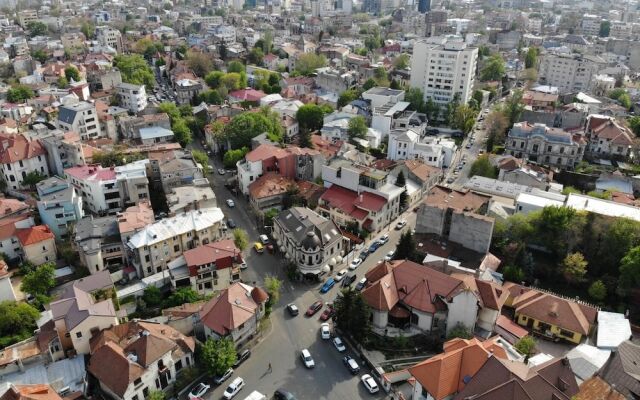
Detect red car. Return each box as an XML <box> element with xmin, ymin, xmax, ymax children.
<box><xmin>319</xmin><ymin>304</ymin><xmax>335</xmax><ymax>321</ymax></box>
<box><xmin>306</xmin><ymin>300</ymin><xmax>323</xmax><ymax>316</ymax></box>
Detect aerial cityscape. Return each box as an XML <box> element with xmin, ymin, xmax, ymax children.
<box><xmin>0</xmin><ymin>0</ymin><xmax>638</xmax><ymax>399</ymax></box>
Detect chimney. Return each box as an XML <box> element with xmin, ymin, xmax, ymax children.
<box><xmin>359</xmin><ymin>193</ymin><xmax>363</xmax><ymax>202</ymax></box>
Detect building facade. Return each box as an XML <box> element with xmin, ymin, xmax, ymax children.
<box><xmin>116</xmin><ymin>83</ymin><xmax>148</xmax><ymax>113</ymax></box>
<box><xmin>505</xmin><ymin>122</ymin><xmax>585</xmax><ymax>168</ymax></box>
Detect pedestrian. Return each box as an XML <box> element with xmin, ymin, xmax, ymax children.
<box><xmin>268</xmin><ymin>362</ymin><xmax>272</xmax><ymax>372</ymax></box>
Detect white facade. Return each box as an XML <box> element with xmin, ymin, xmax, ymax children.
<box><xmin>58</xmin><ymin>102</ymin><xmax>102</xmax><ymax>141</ymax></box>
<box><xmin>538</xmin><ymin>53</ymin><xmax>605</xmax><ymax>93</ymax></box>
<box><xmin>410</xmin><ymin>36</ymin><xmax>478</xmax><ymax>106</ymax></box>
<box><xmin>95</xmin><ymin>26</ymin><xmax>123</xmax><ymax>53</ymax></box>
<box><xmin>237</xmin><ymin>158</ymin><xmax>263</xmax><ymax>195</ymax></box>
<box><xmin>116</xmin><ymin>83</ymin><xmax>148</xmax><ymax>113</ymax></box>
<box><xmin>446</xmin><ymin>290</ymin><xmax>479</xmax><ymax>334</ymax></box>
<box><xmin>387</xmin><ymin>129</ymin><xmax>446</xmax><ymax>167</ymax></box>
<box><xmin>0</xmin><ymin>151</ymin><xmax>49</xmax><ymax>191</ymax></box>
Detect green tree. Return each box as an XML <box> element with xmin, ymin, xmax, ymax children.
<box><xmin>504</xmin><ymin>90</ymin><xmax>525</xmax><ymax>126</ymax></box>
<box><xmin>186</xmin><ymin>50</ymin><xmax>213</xmax><ymax>77</ymax></box>
<box><xmin>114</xmin><ymin>54</ymin><xmax>155</xmax><ymax>88</ymax></box>
<box><xmin>19</xmin><ymin>260</ymin><xmax>36</xmax><ymax>275</ymax></box>
<box><xmin>395</xmin><ymin>231</ymin><xmax>417</xmax><ymax>261</ymax></box>
<box><xmin>27</xmin><ymin>21</ymin><xmax>47</xmax><ymax>37</ymax></box>
<box><xmin>599</xmin><ymin>21</ymin><xmax>611</xmax><ymax>37</ymax></box>
<box><xmin>142</xmin><ymin>286</ymin><xmax>163</xmax><ymax>307</ymax></box>
<box><xmin>480</xmin><ymin>54</ymin><xmax>506</xmax><ymax>81</ymax></box>
<box><xmin>478</xmin><ymin>45</ymin><xmax>491</xmax><ymax>57</ymax></box>
<box><xmin>618</xmin><ymin>93</ymin><xmax>632</xmax><ymax>110</ymax></box>
<box><xmin>167</xmin><ymin>288</ymin><xmax>202</xmax><ymax>307</ymax></box>
<box><xmin>472</xmin><ymin>90</ymin><xmax>484</xmax><ymax>109</ymax></box>
<box><xmin>201</xmin><ymin>337</ymin><xmax>237</xmax><ymax>376</ymax></box>
<box><xmin>227</xmin><ymin>61</ymin><xmax>245</xmax><ymax>73</ymax></box>
<box><xmin>347</xmin><ymin>116</ymin><xmax>367</xmax><ymax>143</ymax></box>
<box><xmin>224</xmin><ymin>112</ymin><xmax>281</xmax><ymax>149</ymax></box>
<box><xmin>7</xmin><ymin>85</ymin><xmax>35</xmax><ymax>103</ymax></box>
<box><xmin>0</xmin><ymin>301</ymin><xmax>40</xmax><ymax>347</ymax></box>
<box><xmin>393</xmin><ymin>53</ymin><xmax>410</xmax><ymax>70</ymax></box>
<box><xmin>223</xmin><ymin>147</ymin><xmax>249</xmax><ymax>168</ymax></box>
<box><xmin>395</xmin><ymin>170</ymin><xmax>406</xmax><ymax>187</ymax></box>
<box><xmin>531</xmin><ymin>206</ymin><xmax>586</xmax><ymax>259</ymax></box>
<box><xmin>524</xmin><ymin>47</ymin><xmax>538</xmax><ymax>69</ymax></box>
<box><xmin>264</xmin><ymin>208</ymin><xmax>279</xmax><ymax>226</ymax></box>
<box><xmin>562</xmin><ymin>252</ymin><xmax>588</xmax><ymax>283</ymax></box>
<box><xmin>619</xmin><ymin>246</ymin><xmax>640</xmax><ymax>294</ymax></box>
<box><xmin>337</xmin><ymin>89</ymin><xmax>361</xmax><ymax>108</ymax></box>
<box><xmin>502</xmin><ymin>265</ymin><xmax>525</xmax><ymax>283</ymax></box>
<box><xmin>588</xmin><ymin>280</ymin><xmax>607</xmax><ymax>301</ymax></box>
<box><xmin>515</xmin><ymin>336</ymin><xmax>536</xmax><ymax>357</ymax></box>
<box><xmin>192</xmin><ymin>150</ymin><xmax>211</xmax><ymax>174</ymax></box>
<box><xmin>172</xmin><ymin>119</ymin><xmax>192</xmax><ymax>147</ymax></box>
<box><xmin>147</xmin><ymin>391</ymin><xmax>165</xmax><ymax>400</ymax></box>
<box><xmin>233</xmin><ymin>228</ymin><xmax>249</xmax><ymax>251</ymax></box>
<box><xmin>452</xmin><ymin>104</ymin><xmax>478</xmax><ymax>135</ymax></box>
<box><xmin>21</xmin><ymin>171</ymin><xmax>45</xmax><ymax>189</ymax></box>
<box><xmin>628</xmin><ymin>116</ymin><xmax>640</xmax><ymax>137</ymax></box>
<box><xmin>20</xmin><ymin>263</ymin><xmax>55</xmax><ymax>297</ymax></box>
<box><xmin>334</xmin><ymin>289</ymin><xmax>371</xmax><ymax>343</ymax></box>
<box><xmin>205</xmin><ymin>71</ymin><xmax>225</xmax><ymax>88</ymax></box>
<box><xmin>57</xmin><ymin>76</ymin><xmax>68</xmax><ymax>88</ymax></box>
<box><xmin>294</xmin><ymin>53</ymin><xmax>327</xmax><ymax>75</ymax></box>
<box><xmin>485</xmin><ymin>110</ymin><xmax>509</xmax><ymax>150</ymax></box>
<box><xmin>81</xmin><ymin>21</ymin><xmax>95</xmax><ymax>39</ymax></box>
<box><xmin>64</xmin><ymin>66</ymin><xmax>80</xmax><ymax>82</ymax></box>
<box><xmin>296</xmin><ymin>104</ymin><xmax>325</xmax><ymax>133</ymax></box>
<box><xmin>31</xmin><ymin>49</ymin><xmax>47</xmax><ymax>63</ymax></box>
<box><xmin>363</xmin><ymin>78</ymin><xmax>377</xmax><ymax>90</ymax></box>
<box><xmin>405</xmin><ymin>87</ymin><xmax>424</xmax><ymax>112</ymax></box>
<box><xmin>264</xmin><ymin>274</ymin><xmax>281</xmax><ymax>305</ymax></box>
<box><xmin>199</xmin><ymin>89</ymin><xmax>223</xmax><ymax>105</ymax></box>
<box><xmin>447</xmin><ymin>323</ymin><xmax>473</xmax><ymax>339</ymax></box>
<box><xmin>247</xmin><ymin>48</ymin><xmax>264</xmax><ymax>65</ymax></box>
<box><xmin>469</xmin><ymin>155</ymin><xmax>497</xmax><ymax>178</ymax></box>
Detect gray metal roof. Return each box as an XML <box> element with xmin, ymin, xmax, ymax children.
<box><xmin>275</xmin><ymin>207</ymin><xmax>341</xmax><ymax>248</ymax></box>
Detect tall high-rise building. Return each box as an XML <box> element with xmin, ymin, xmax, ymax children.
<box><xmin>418</xmin><ymin>0</ymin><xmax>430</xmax><ymax>13</ymax></box>
<box><xmin>409</xmin><ymin>36</ymin><xmax>478</xmax><ymax>107</ymax></box>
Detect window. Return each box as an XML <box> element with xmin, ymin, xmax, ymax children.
<box><xmin>175</xmin><ymin>360</ymin><xmax>183</xmax><ymax>371</ymax></box>
<box><xmin>559</xmin><ymin>329</ymin><xmax>574</xmax><ymax>338</ymax></box>
<box><xmin>174</xmin><ymin>244</ymin><xmax>179</xmax><ymax>252</ymax></box>
<box><xmin>76</xmin><ymin>332</ymin><xmax>82</xmax><ymax>338</ymax></box>
<box><xmin>132</xmin><ymin>396</ymin><xmax>139</xmax><ymax>400</ymax></box>
<box><xmin>134</xmin><ymin>378</ymin><xmax>142</xmax><ymax>387</ymax></box>
<box><xmin>142</xmin><ymin>388</ymin><xmax>149</xmax><ymax>398</ymax></box>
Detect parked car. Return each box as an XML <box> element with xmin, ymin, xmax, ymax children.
<box><xmin>342</xmin><ymin>273</ymin><xmax>357</xmax><ymax>287</ymax></box>
<box><xmin>214</xmin><ymin>369</ymin><xmax>233</xmax><ymax>385</ymax></box>
<box><xmin>343</xmin><ymin>355</ymin><xmax>360</xmax><ymax>374</ymax></box>
<box><xmin>320</xmin><ymin>323</ymin><xmax>331</xmax><ymax>339</ymax></box>
<box><xmin>334</xmin><ymin>269</ymin><xmax>348</xmax><ymax>282</ymax></box>
<box><xmin>368</xmin><ymin>242</ymin><xmax>380</xmax><ymax>253</ymax></box>
<box><xmin>306</xmin><ymin>300</ymin><xmax>323</xmax><ymax>316</ymax></box>
<box><xmin>274</xmin><ymin>389</ymin><xmax>296</xmax><ymax>400</ymax></box>
<box><xmin>223</xmin><ymin>377</ymin><xmax>245</xmax><ymax>399</ymax></box>
<box><xmin>395</xmin><ymin>220</ymin><xmax>407</xmax><ymax>230</ymax></box>
<box><xmin>379</xmin><ymin>234</ymin><xmax>389</xmax><ymax>244</ymax></box>
<box><xmin>320</xmin><ymin>304</ymin><xmax>335</xmax><ymax>321</ymax></box>
<box><xmin>259</xmin><ymin>234</ymin><xmax>270</xmax><ymax>245</ymax></box>
<box><xmin>355</xmin><ymin>277</ymin><xmax>367</xmax><ymax>291</ymax></box>
<box><xmin>227</xmin><ymin>219</ymin><xmax>237</xmax><ymax>229</ymax></box>
<box><xmin>359</xmin><ymin>249</ymin><xmax>369</xmax><ymax>260</ymax></box>
<box><xmin>233</xmin><ymin>349</ymin><xmax>251</xmax><ymax>367</ymax></box>
<box><xmin>240</xmin><ymin>260</ymin><xmax>247</xmax><ymax>269</ymax></box>
<box><xmin>320</xmin><ymin>278</ymin><xmax>336</xmax><ymax>293</ymax></box>
<box><xmin>226</xmin><ymin>199</ymin><xmax>235</xmax><ymax>207</ymax></box>
<box><xmin>188</xmin><ymin>383</ymin><xmax>210</xmax><ymax>398</ymax></box>
<box><xmin>333</xmin><ymin>337</ymin><xmax>346</xmax><ymax>352</ymax></box>
<box><xmin>253</xmin><ymin>242</ymin><xmax>264</xmax><ymax>253</ymax></box>
<box><xmin>300</xmin><ymin>349</ymin><xmax>315</xmax><ymax>368</ymax></box>
<box><xmin>384</xmin><ymin>250</ymin><xmax>395</xmax><ymax>261</ymax></box>
<box><xmin>361</xmin><ymin>374</ymin><xmax>379</xmax><ymax>394</ymax></box>
<box><xmin>286</xmin><ymin>303</ymin><xmax>299</xmax><ymax>316</ymax></box>
<box><xmin>349</xmin><ymin>258</ymin><xmax>362</xmax><ymax>270</ymax></box>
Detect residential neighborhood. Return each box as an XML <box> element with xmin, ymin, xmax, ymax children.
<box><xmin>0</xmin><ymin>0</ymin><xmax>640</xmax><ymax>399</ymax></box>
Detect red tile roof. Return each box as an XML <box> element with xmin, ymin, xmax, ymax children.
<box><xmin>15</xmin><ymin>225</ymin><xmax>54</xmax><ymax>246</ymax></box>
<box><xmin>183</xmin><ymin>239</ymin><xmax>241</xmax><ymax>271</ymax></box>
<box><xmin>320</xmin><ymin>185</ymin><xmax>386</xmax><ymax>221</ymax></box>
<box><xmin>249</xmin><ymin>173</ymin><xmax>294</xmax><ymax>199</ymax></box>
<box><xmin>199</xmin><ymin>282</ymin><xmax>265</xmax><ymax>336</ymax></box>
<box><xmin>0</xmin><ymin>384</ymin><xmax>63</xmax><ymax>400</ymax></box>
<box><xmin>229</xmin><ymin>88</ymin><xmax>267</xmax><ymax>102</ymax></box>
<box><xmin>0</xmin><ymin>134</ymin><xmax>47</xmax><ymax>164</ymax></box>
<box><xmin>65</xmin><ymin>164</ymin><xmax>116</xmax><ymax>181</ymax></box>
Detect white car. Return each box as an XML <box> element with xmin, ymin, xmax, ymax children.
<box><xmin>226</xmin><ymin>199</ymin><xmax>235</xmax><ymax>207</ymax></box>
<box><xmin>259</xmin><ymin>234</ymin><xmax>270</xmax><ymax>245</ymax></box>
<box><xmin>218</xmin><ymin>168</ymin><xmax>226</xmax><ymax>175</ymax></box>
<box><xmin>349</xmin><ymin>258</ymin><xmax>362</xmax><ymax>270</ymax></box>
<box><xmin>395</xmin><ymin>220</ymin><xmax>407</xmax><ymax>230</ymax></box>
<box><xmin>384</xmin><ymin>250</ymin><xmax>395</xmax><ymax>261</ymax></box>
<box><xmin>361</xmin><ymin>374</ymin><xmax>379</xmax><ymax>394</ymax></box>
<box><xmin>320</xmin><ymin>323</ymin><xmax>331</xmax><ymax>339</ymax></box>
<box><xmin>240</xmin><ymin>261</ymin><xmax>247</xmax><ymax>269</ymax></box>
<box><xmin>333</xmin><ymin>337</ymin><xmax>346</xmax><ymax>352</ymax></box>
<box><xmin>379</xmin><ymin>234</ymin><xmax>389</xmax><ymax>244</ymax></box>
<box><xmin>223</xmin><ymin>377</ymin><xmax>245</xmax><ymax>399</ymax></box>
<box><xmin>188</xmin><ymin>382</ymin><xmax>210</xmax><ymax>399</ymax></box>
<box><xmin>335</xmin><ymin>269</ymin><xmax>348</xmax><ymax>282</ymax></box>
<box><xmin>300</xmin><ymin>348</ymin><xmax>315</xmax><ymax>368</ymax></box>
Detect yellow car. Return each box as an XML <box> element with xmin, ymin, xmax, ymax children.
<box><xmin>253</xmin><ymin>242</ymin><xmax>264</xmax><ymax>253</ymax></box>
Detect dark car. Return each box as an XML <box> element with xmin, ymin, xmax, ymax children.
<box><xmin>359</xmin><ymin>249</ymin><xmax>369</xmax><ymax>260</ymax></box>
<box><xmin>319</xmin><ymin>304</ymin><xmax>335</xmax><ymax>321</ymax></box>
<box><xmin>369</xmin><ymin>242</ymin><xmax>380</xmax><ymax>253</ymax></box>
<box><xmin>233</xmin><ymin>349</ymin><xmax>250</xmax><ymax>367</ymax></box>
<box><xmin>342</xmin><ymin>273</ymin><xmax>357</xmax><ymax>287</ymax></box>
<box><xmin>305</xmin><ymin>300</ymin><xmax>323</xmax><ymax>316</ymax></box>
<box><xmin>274</xmin><ymin>389</ymin><xmax>297</xmax><ymax>400</ymax></box>
<box><xmin>286</xmin><ymin>303</ymin><xmax>299</xmax><ymax>316</ymax></box>
<box><xmin>227</xmin><ymin>219</ymin><xmax>237</xmax><ymax>229</ymax></box>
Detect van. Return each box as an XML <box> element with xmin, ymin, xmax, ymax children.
<box><xmin>243</xmin><ymin>391</ymin><xmax>267</xmax><ymax>400</ymax></box>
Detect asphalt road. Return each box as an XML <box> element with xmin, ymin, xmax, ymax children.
<box><xmin>446</xmin><ymin>108</ymin><xmax>491</xmax><ymax>189</ymax></box>
<box><xmin>188</xmin><ymin>141</ymin><xmax>416</xmax><ymax>399</ymax></box>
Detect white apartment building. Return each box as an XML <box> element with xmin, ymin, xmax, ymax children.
<box><xmin>0</xmin><ymin>133</ymin><xmax>49</xmax><ymax>190</ymax></box>
<box><xmin>18</xmin><ymin>10</ymin><xmax>38</xmax><ymax>28</ymax></box>
<box><xmin>58</xmin><ymin>102</ymin><xmax>102</xmax><ymax>141</ymax></box>
<box><xmin>95</xmin><ymin>26</ymin><xmax>123</xmax><ymax>53</ymax></box>
<box><xmin>409</xmin><ymin>36</ymin><xmax>478</xmax><ymax>106</ymax></box>
<box><xmin>362</xmin><ymin>87</ymin><xmax>405</xmax><ymax>109</ymax></box>
<box><xmin>65</xmin><ymin>161</ymin><xmax>150</xmax><ymax>215</ymax></box>
<box><xmin>116</xmin><ymin>83</ymin><xmax>148</xmax><ymax>113</ymax></box>
<box><xmin>610</xmin><ymin>21</ymin><xmax>633</xmax><ymax>39</ymax></box>
<box><xmin>580</xmin><ymin>15</ymin><xmax>601</xmax><ymax>37</ymax></box>
<box><xmin>126</xmin><ymin>207</ymin><xmax>225</xmax><ymax>277</ymax></box>
<box><xmin>538</xmin><ymin>52</ymin><xmax>605</xmax><ymax>93</ymax></box>
<box><xmin>387</xmin><ymin>129</ymin><xmax>457</xmax><ymax>167</ymax></box>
